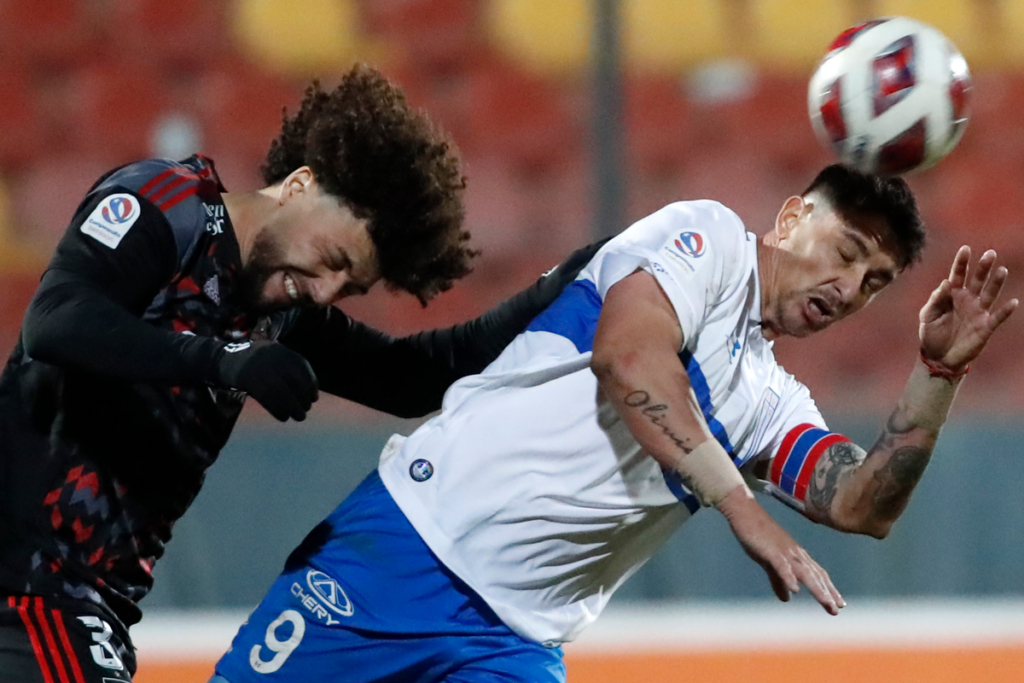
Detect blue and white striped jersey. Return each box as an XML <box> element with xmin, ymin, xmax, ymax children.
<box><xmin>380</xmin><ymin>200</ymin><xmax>844</xmax><ymax>645</ymax></box>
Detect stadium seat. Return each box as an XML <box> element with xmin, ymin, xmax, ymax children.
<box><xmin>463</xmin><ymin>56</ymin><xmax>582</xmax><ymax>171</ymax></box>
<box><xmin>746</xmin><ymin>0</ymin><xmax>854</xmax><ymax>69</ymax></box>
<box><xmin>194</xmin><ymin>58</ymin><xmax>304</xmax><ymax>172</ymax></box>
<box><xmin>70</xmin><ymin>62</ymin><xmax>172</xmax><ymax>162</ymax></box>
<box><xmin>107</xmin><ymin>0</ymin><xmax>231</xmax><ymax>67</ymax></box>
<box><xmin>0</xmin><ymin>62</ymin><xmax>42</xmax><ymax>167</ymax></box>
<box><xmin>485</xmin><ymin>0</ymin><xmax>590</xmax><ymax>77</ymax></box>
<box><xmin>230</xmin><ymin>0</ymin><xmax>365</xmax><ymax>77</ymax></box>
<box><xmin>6</xmin><ymin>154</ymin><xmax>112</xmax><ymax>249</ymax></box>
<box><xmin>622</xmin><ymin>0</ymin><xmax>732</xmax><ymax>73</ymax></box>
<box><xmin>624</xmin><ymin>75</ymin><xmax>692</xmax><ymax>175</ymax></box>
<box><xmin>363</xmin><ymin>0</ymin><xmax>484</xmax><ymax>68</ymax></box>
<box><xmin>0</xmin><ymin>0</ymin><xmax>94</xmax><ymax>66</ymax></box>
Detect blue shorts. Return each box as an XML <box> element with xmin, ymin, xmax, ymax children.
<box><xmin>213</xmin><ymin>470</ymin><xmax>564</xmax><ymax>683</ymax></box>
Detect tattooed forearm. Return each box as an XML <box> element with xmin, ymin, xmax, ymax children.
<box><xmin>808</xmin><ymin>441</ymin><xmax>864</xmax><ymax>518</ymax></box>
<box><xmin>623</xmin><ymin>390</ymin><xmax>694</xmax><ymax>454</ymax></box>
<box><xmin>868</xmin><ymin>411</ymin><xmax>917</xmax><ymax>454</ymax></box>
<box><xmin>868</xmin><ymin>446</ymin><xmax>931</xmax><ymax>520</ymax></box>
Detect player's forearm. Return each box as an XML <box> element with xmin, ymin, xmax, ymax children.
<box><xmin>809</xmin><ymin>358</ymin><xmax>962</xmax><ymax>537</ymax></box>
<box><xmin>593</xmin><ymin>349</ymin><xmax>748</xmax><ymax>505</ymax></box>
<box><xmin>23</xmin><ymin>276</ymin><xmax>224</xmax><ymax>385</ymax></box>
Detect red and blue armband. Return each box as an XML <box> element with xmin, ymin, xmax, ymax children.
<box><xmin>768</xmin><ymin>423</ymin><xmax>851</xmax><ymax>504</ymax></box>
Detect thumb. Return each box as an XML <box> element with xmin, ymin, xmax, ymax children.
<box><xmin>920</xmin><ymin>279</ymin><xmax>952</xmax><ymax>324</ymax></box>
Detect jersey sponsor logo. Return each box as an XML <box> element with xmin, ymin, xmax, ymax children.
<box><xmin>204</xmin><ymin>202</ymin><xmax>225</xmax><ymax>235</ymax></box>
<box><xmin>673</xmin><ymin>231</ymin><xmax>706</xmax><ymax>258</ymax></box>
<box><xmin>409</xmin><ymin>459</ymin><xmax>434</xmax><ymax>482</ymax></box>
<box><xmin>289</xmin><ymin>569</ymin><xmax>354</xmax><ymax>625</ymax></box>
<box><xmin>81</xmin><ymin>194</ymin><xmax>141</xmax><ymax>248</ymax></box>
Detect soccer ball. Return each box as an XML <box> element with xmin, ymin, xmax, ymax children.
<box><xmin>807</xmin><ymin>16</ymin><xmax>972</xmax><ymax>176</ymax></box>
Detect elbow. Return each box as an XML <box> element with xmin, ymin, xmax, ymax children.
<box><xmin>830</xmin><ymin>506</ymin><xmax>895</xmax><ymax>540</ymax></box>
<box><xmin>591</xmin><ymin>345</ymin><xmax>643</xmax><ymax>388</ymax></box>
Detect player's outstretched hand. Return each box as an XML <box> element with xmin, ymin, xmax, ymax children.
<box><xmin>214</xmin><ymin>341</ymin><xmax>319</xmax><ymax>421</ymax></box>
<box><xmin>919</xmin><ymin>246</ymin><xmax>1018</xmax><ymax>373</ymax></box>
<box><xmin>716</xmin><ymin>486</ymin><xmax>845</xmax><ymax>615</ymax></box>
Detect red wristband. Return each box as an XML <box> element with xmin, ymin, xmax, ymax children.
<box><xmin>920</xmin><ymin>351</ymin><xmax>970</xmax><ymax>380</ymax></box>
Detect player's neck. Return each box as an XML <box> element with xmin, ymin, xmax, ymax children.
<box><xmin>756</xmin><ymin>239</ymin><xmax>783</xmax><ymax>340</ymax></box>
<box><xmin>222</xmin><ymin>191</ymin><xmax>276</xmax><ymax>263</ymax></box>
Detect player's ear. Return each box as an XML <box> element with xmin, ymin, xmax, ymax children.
<box><xmin>279</xmin><ymin>166</ymin><xmax>315</xmax><ymax>204</ymax></box>
<box><xmin>773</xmin><ymin>195</ymin><xmax>805</xmax><ymax>241</ymax></box>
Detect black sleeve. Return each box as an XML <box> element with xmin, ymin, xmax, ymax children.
<box><xmin>21</xmin><ymin>189</ymin><xmax>224</xmax><ymax>384</ymax></box>
<box><xmin>280</xmin><ymin>240</ymin><xmax>608</xmax><ymax>418</ymax></box>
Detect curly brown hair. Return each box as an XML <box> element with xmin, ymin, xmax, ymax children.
<box><xmin>262</xmin><ymin>64</ymin><xmax>474</xmax><ymax>303</ymax></box>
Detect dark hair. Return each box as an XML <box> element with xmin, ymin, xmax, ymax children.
<box><xmin>802</xmin><ymin>164</ymin><xmax>925</xmax><ymax>269</ymax></box>
<box><xmin>262</xmin><ymin>64</ymin><xmax>473</xmax><ymax>303</ymax></box>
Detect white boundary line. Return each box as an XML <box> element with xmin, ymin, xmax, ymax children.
<box><xmin>131</xmin><ymin>599</ymin><xmax>1024</xmax><ymax>660</ymax></box>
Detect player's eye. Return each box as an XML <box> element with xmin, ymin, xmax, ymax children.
<box><xmin>838</xmin><ymin>248</ymin><xmax>856</xmax><ymax>263</ymax></box>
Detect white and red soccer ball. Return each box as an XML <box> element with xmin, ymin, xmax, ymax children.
<box><xmin>808</xmin><ymin>16</ymin><xmax>972</xmax><ymax>176</ymax></box>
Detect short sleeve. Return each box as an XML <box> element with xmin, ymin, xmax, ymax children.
<box><xmin>587</xmin><ymin>200</ymin><xmax>748</xmax><ymax>344</ymax></box>
<box><xmin>750</xmin><ymin>377</ymin><xmax>851</xmax><ymax>512</ymax></box>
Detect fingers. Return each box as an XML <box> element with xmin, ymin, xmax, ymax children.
<box><xmin>992</xmin><ymin>297</ymin><xmax>1019</xmax><ymax>330</ymax></box>
<box><xmin>978</xmin><ymin>262</ymin><xmax>1008</xmax><ymax>310</ymax></box>
<box><xmin>764</xmin><ymin>550</ymin><xmax>844</xmax><ymax>615</ymax></box>
<box><xmin>948</xmin><ymin>245</ymin><xmax>970</xmax><ymax>288</ymax></box>
<box><xmin>966</xmin><ymin>249</ymin><xmax>997</xmax><ymax>297</ymax></box>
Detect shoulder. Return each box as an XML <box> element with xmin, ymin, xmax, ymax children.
<box><xmin>87</xmin><ymin>156</ymin><xmax>226</xmax><ymax>262</ymax></box>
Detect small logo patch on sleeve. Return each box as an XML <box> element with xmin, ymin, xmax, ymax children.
<box><xmin>80</xmin><ymin>193</ymin><xmax>141</xmax><ymax>248</ymax></box>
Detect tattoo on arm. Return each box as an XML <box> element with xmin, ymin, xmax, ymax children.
<box><xmin>868</xmin><ymin>446</ymin><xmax>931</xmax><ymax>520</ymax></box>
<box><xmin>808</xmin><ymin>441</ymin><xmax>865</xmax><ymax>518</ymax></box>
<box><xmin>623</xmin><ymin>390</ymin><xmax>694</xmax><ymax>455</ymax></box>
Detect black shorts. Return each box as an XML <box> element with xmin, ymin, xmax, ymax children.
<box><xmin>0</xmin><ymin>594</ymin><xmax>136</xmax><ymax>683</ymax></box>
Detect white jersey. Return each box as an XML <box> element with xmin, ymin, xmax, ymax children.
<box><xmin>379</xmin><ymin>200</ymin><xmax>848</xmax><ymax>645</ymax></box>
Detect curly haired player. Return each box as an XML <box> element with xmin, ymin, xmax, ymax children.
<box><xmin>0</xmin><ymin>64</ymin><xmax>601</xmax><ymax>682</ymax></box>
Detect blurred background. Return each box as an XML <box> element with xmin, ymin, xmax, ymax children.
<box><xmin>1</xmin><ymin>0</ymin><xmax>1023</xmax><ymax>681</ymax></box>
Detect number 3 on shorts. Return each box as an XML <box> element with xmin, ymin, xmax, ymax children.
<box><xmin>249</xmin><ymin>609</ymin><xmax>306</xmax><ymax>674</ymax></box>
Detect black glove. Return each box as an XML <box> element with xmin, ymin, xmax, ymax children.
<box><xmin>213</xmin><ymin>341</ymin><xmax>319</xmax><ymax>421</ymax></box>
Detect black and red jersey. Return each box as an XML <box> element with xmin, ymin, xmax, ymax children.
<box><xmin>0</xmin><ymin>156</ymin><xmax>272</xmax><ymax>626</ymax></box>
<box><xmin>0</xmin><ymin>155</ymin><xmax>603</xmax><ymax>631</ymax></box>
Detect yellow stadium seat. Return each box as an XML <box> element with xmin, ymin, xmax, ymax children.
<box><xmin>748</xmin><ymin>0</ymin><xmax>855</xmax><ymax>70</ymax></box>
<box><xmin>623</xmin><ymin>0</ymin><xmax>732</xmax><ymax>73</ymax></box>
<box><xmin>231</xmin><ymin>0</ymin><xmax>373</xmax><ymax>77</ymax></box>
<box><xmin>997</xmin><ymin>1</ymin><xmax>1024</xmax><ymax>67</ymax></box>
<box><xmin>876</xmin><ymin>0</ymin><xmax>994</xmax><ymax>68</ymax></box>
<box><xmin>485</xmin><ymin>0</ymin><xmax>591</xmax><ymax>76</ymax></box>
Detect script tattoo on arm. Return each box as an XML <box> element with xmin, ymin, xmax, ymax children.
<box><xmin>808</xmin><ymin>440</ymin><xmax>865</xmax><ymax>520</ymax></box>
<box><xmin>623</xmin><ymin>390</ymin><xmax>695</xmax><ymax>455</ymax></box>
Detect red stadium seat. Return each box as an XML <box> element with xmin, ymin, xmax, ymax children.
<box><xmin>0</xmin><ymin>62</ymin><xmax>43</xmax><ymax>167</ymax></box>
<box><xmin>0</xmin><ymin>0</ymin><xmax>95</xmax><ymax>67</ymax></box>
<box><xmin>69</xmin><ymin>61</ymin><xmax>172</xmax><ymax>162</ymax></box>
<box><xmin>106</xmin><ymin>0</ymin><xmax>231</xmax><ymax>68</ymax></box>
<box><xmin>193</xmin><ymin>59</ymin><xmax>304</xmax><ymax>174</ymax></box>
<box><xmin>362</xmin><ymin>0</ymin><xmax>483</xmax><ymax>67</ymax></box>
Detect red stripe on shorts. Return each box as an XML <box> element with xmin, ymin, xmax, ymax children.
<box><xmin>33</xmin><ymin>598</ymin><xmax>70</xmax><ymax>683</ymax></box>
<box><xmin>51</xmin><ymin>610</ymin><xmax>87</xmax><ymax>683</ymax></box>
<box><xmin>16</xmin><ymin>597</ymin><xmax>55</xmax><ymax>683</ymax></box>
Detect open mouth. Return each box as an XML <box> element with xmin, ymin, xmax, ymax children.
<box><xmin>810</xmin><ymin>297</ymin><xmax>831</xmax><ymax>318</ymax></box>
<box><xmin>283</xmin><ymin>273</ymin><xmax>300</xmax><ymax>301</ymax></box>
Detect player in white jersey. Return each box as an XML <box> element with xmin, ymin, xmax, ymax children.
<box><xmin>212</xmin><ymin>165</ymin><xmax>1016</xmax><ymax>683</ymax></box>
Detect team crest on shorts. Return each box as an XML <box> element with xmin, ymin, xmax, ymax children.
<box><xmin>409</xmin><ymin>459</ymin><xmax>434</xmax><ymax>482</ymax></box>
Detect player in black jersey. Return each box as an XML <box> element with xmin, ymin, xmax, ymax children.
<box><xmin>0</xmin><ymin>64</ymin><xmax>601</xmax><ymax>682</ymax></box>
